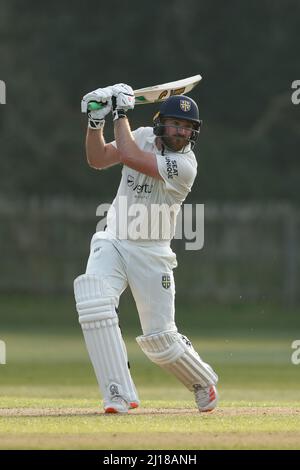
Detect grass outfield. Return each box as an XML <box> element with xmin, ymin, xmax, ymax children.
<box><xmin>0</xmin><ymin>331</ymin><xmax>300</xmax><ymax>449</ymax></box>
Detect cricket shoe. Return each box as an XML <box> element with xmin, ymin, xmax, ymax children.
<box><xmin>129</xmin><ymin>400</ymin><xmax>139</xmax><ymax>410</ymax></box>
<box><xmin>104</xmin><ymin>396</ymin><xmax>130</xmax><ymax>414</ymax></box>
<box><xmin>193</xmin><ymin>384</ymin><xmax>218</xmax><ymax>412</ymax></box>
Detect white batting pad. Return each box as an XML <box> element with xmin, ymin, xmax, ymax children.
<box><xmin>136</xmin><ymin>330</ymin><xmax>218</xmax><ymax>390</ymax></box>
<box><xmin>74</xmin><ymin>274</ymin><xmax>139</xmax><ymax>406</ymax></box>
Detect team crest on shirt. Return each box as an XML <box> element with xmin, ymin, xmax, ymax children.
<box><xmin>162</xmin><ymin>274</ymin><xmax>171</xmax><ymax>289</ymax></box>
<box><xmin>180</xmin><ymin>99</ymin><xmax>191</xmax><ymax>112</ymax></box>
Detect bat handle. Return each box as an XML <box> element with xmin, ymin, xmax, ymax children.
<box><xmin>87</xmin><ymin>101</ymin><xmax>107</xmax><ymax>111</ymax></box>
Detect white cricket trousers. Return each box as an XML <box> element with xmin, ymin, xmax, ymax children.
<box><xmin>85</xmin><ymin>233</ymin><xmax>178</xmax><ymax>335</ymax></box>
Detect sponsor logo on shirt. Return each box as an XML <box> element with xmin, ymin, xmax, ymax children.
<box><xmin>127</xmin><ymin>175</ymin><xmax>153</xmax><ymax>194</ymax></box>
<box><xmin>165</xmin><ymin>156</ymin><xmax>178</xmax><ymax>179</ymax></box>
<box><xmin>127</xmin><ymin>175</ymin><xmax>135</xmax><ymax>187</ymax></box>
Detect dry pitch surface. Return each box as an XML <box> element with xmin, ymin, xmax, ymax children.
<box><xmin>1</xmin><ymin>401</ymin><xmax>300</xmax><ymax>450</ymax></box>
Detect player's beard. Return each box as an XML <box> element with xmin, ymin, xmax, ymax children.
<box><xmin>162</xmin><ymin>135</ymin><xmax>189</xmax><ymax>152</ymax></box>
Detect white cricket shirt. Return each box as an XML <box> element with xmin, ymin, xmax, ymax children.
<box><xmin>101</xmin><ymin>127</ymin><xmax>197</xmax><ymax>243</ymax></box>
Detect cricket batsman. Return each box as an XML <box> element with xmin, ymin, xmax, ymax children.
<box><xmin>73</xmin><ymin>83</ymin><xmax>218</xmax><ymax>413</ymax></box>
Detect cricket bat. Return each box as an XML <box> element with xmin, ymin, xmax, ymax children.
<box><xmin>86</xmin><ymin>75</ymin><xmax>202</xmax><ymax>111</ymax></box>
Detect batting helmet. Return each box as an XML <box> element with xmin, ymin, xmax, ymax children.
<box><xmin>153</xmin><ymin>95</ymin><xmax>202</xmax><ymax>149</ymax></box>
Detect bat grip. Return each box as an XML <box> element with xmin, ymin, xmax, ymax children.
<box><xmin>87</xmin><ymin>101</ymin><xmax>107</xmax><ymax>111</ymax></box>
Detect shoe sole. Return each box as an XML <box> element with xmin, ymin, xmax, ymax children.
<box><xmin>199</xmin><ymin>407</ymin><xmax>216</xmax><ymax>413</ymax></box>
<box><xmin>129</xmin><ymin>402</ymin><xmax>139</xmax><ymax>409</ymax></box>
<box><xmin>104</xmin><ymin>407</ymin><xmax>128</xmax><ymax>414</ymax></box>
<box><xmin>105</xmin><ymin>407</ymin><xmax>118</xmax><ymax>414</ymax></box>
<box><xmin>104</xmin><ymin>401</ymin><xmax>139</xmax><ymax>414</ymax></box>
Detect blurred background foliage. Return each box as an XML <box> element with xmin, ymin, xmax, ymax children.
<box><xmin>0</xmin><ymin>1</ymin><xmax>299</xmax><ymax>316</ymax></box>
<box><xmin>1</xmin><ymin>0</ymin><xmax>300</xmax><ymax>202</ymax></box>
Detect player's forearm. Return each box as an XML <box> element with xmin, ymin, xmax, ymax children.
<box><xmin>85</xmin><ymin>128</ymin><xmax>108</xmax><ymax>169</ymax></box>
<box><xmin>111</xmin><ymin>85</ymin><xmax>160</xmax><ymax>178</ymax></box>
<box><xmin>114</xmin><ymin>119</ymin><xmax>161</xmax><ymax>178</ymax></box>
<box><xmin>114</xmin><ymin>118</ymin><xmax>138</xmax><ymax>160</ymax></box>
<box><xmin>114</xmin><ymin>118</ymin><xmax>146</xmax><ymax>166</ymax></box>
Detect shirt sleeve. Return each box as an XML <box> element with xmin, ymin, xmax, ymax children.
<box><xmin>156</xmin><ymin>152</ymin><xmax>197</xmax><ymax>199</ymax></box>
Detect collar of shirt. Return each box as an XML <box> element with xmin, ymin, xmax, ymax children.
<box><xmin>146</xmin><ymin>134</ymin><xmax>157</xmax><ymax>144</ymax></box>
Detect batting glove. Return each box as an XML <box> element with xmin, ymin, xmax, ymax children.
<box><xmin>81</xmin><ymin>86</ymin><xmax>113</xmax><ymax>129</ymax></box>
<box><xmin>111</xmin><ymin>83</ymin><xmax>135</xmax><ymax>121</ymax></box>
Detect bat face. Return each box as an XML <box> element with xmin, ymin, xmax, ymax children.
<box><xmin>134</xmin><ymin>75</ymin><xmax>202</xmax><ymax>105</ymax></box>
<box><xmin>85</xmin><ymin>75</ymin><xmax>202</xmax><ymax>111</ymax></box>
